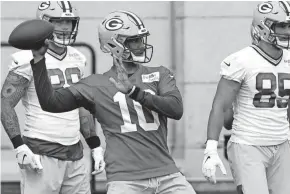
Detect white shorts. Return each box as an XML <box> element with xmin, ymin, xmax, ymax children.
<box><xmin>227</xmin><ymin>141</ymin><xmax>290</xmax><ymax>194</ymax></box>
<box><xmin>20</xmin><ymin>155</ymin><xmax>90</xmax><ymax>194</ymax></box>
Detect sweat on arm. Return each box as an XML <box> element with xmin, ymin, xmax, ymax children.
<box><xmin>30</xmin><ymin>58</ymin><xmax>93</xmax><ymax>113</ymax></box>
<box><xmin>129</xmin><ymin>68</ymin><xmax>183</xmax><ymax>120</ymax></box>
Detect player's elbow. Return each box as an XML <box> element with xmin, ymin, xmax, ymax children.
<box><xmin>173</xmin><ymin>108</ymin><xmax>183</xmax><ymax>120</ymax></box>
<box><xmin>169</xmin><ymin>100</ymin><xmax>183</xmax><ymax>120</ymax></box>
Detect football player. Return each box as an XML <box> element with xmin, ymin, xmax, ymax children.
<box><xmin>202</xmin><ymin>1</ymin><xmax>290</xmax><ymax>194</ymax></box>
<box><xmin>28</xmin><ymin>10</ymin><xmax>196</xmax><ymax>194</ymax></box>
<box><xmin>1</xmin><ymin>1</ymin><xmax>104</xmax><ymax>194</ymax></box>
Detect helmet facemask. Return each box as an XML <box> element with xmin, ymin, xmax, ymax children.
<box><xmin>121</xmin><ymin>34</ymin><xmax>153</xmax><ymax>63</ymax></box>
<box><xmin>48</xmin><ymin>16</ymin><xmax>79</xmax><ymax>46</ymax></box>
<box><xmin>251</xmin><ymin>1</ymin><xmax>290</xmax><ymax>50</ymax></box>
<box><xmin>271</xmin><ymin>22</ymin><xmax>290</xmax><ymax>50</ymax></box>
<box><xmin>103</xmin><ymin>34</ymin><xmax>153</xmax><ymax>63</ymax></box>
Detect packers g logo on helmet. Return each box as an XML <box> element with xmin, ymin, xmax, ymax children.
<box><xmin>36</xmin><ymin>1</ymin><xmax>80</xmax><ymax>46</ymax></box>
<box><xmin>38</xmin><ymin>1</ymin><xmax>50</xmax><ymax>10</ymax></box>
<box><xmin>258</xmin><ymin>2</ymin><xmax>273</xmax><ymax>14</ymax></box>
<box><xmin>105</xmin><ymin>18</ymin><xmax>124</xmax><ymax>31</ymax></box>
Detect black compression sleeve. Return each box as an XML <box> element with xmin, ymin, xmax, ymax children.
<box><xmin>30</xmin><ymin>57</ymin><xmax>80</xmax><ymax>113</ymax></box>
<box><xmin>129</xmin><ymin>87</ymin><xmax>183</xmax><ymax>120</ymax></box>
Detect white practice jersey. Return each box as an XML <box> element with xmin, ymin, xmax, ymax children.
<box><xmin>220</xmin><ymin>45</ymin><xmax>290</xmax><ymax>146</ymax></box>
<box><xmin>9</xmin><ymin>46</ymin><xmax>86</xmax><ymax>145</ymax></box>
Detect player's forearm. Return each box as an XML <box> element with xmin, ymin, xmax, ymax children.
<box><xmin>80</xmin><ymin>117</ymin><xmax>97</xmax><ymax>139</ymax></box>
<box><xmin>79</xmin><ymin>108</ymin><xmax>100</xmax><ymax>149</ymax></box>
<box><xmin>130</xmin><ymin>88</ymin><xmax>183</xmax><ymax>120</ymax></box>
<box><xmin>79</xmin><ymin>108</ymin><xmax>97</xmax><ymax>138</ymax></box>
<box><xmin>1</xmin><ymin>71</ymin><xmax>29</xmax><ymax>148</ymax></box>
<box><xmin>1</xmin><ymin>103</ymin><xmax>23</xmax><ymax>148</ymax></box>
<box><xmin>30</xmin><ymin>57</ymin><xmax>79</xmax><ymax>113</ymax></box>
<box><xmin>207</xmin><ymin>105</ymin><xmax>225</xmax><ymax>141</ymax></box>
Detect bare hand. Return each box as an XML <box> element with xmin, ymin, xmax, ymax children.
<box><xmin>109</xmin><ymin>57</ymin><xmax>134</xmax><ymax>94</ymax></box>
<box><xmin>31</xmin><ymin>39</ymin><xmax>51</xmax><ymax>63</ymax></box>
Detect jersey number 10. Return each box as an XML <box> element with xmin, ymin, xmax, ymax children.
<box><xmin>253</xmin><ymin>73</ymin><xmax>290</xmax><ymax>108</ymax></box>
<box><xmin>114</xmin><ymin>91</ymin><xmax>160</xmax><ymax>133</ymax></box>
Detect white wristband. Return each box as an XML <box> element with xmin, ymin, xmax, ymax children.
<box><xmin>205</xmin><ymin>140</ymin><xmax>218</xmax><ymax>151</ymax></box>
<box><xmin>127</xmin><ymin>85</ymin><xmax>136</xmax><ymax>96</ymax></box>
<box><xmin>92</xmin><ymin>147</ymin><xmax>103</xmax><ymax>156</ymax></box>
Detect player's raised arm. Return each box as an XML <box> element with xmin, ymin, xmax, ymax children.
<box><xmin>30</xmin><ymin>57</ymin><xmax>79</xmax><ymax>112</ymax></box>
<box><xmin>29</xmin><ymin>41</ymin><xmax>90</xmax><ymax>113</ymax></box>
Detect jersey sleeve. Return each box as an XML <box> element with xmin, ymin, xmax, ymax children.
<box><xmin>69</xmin><ymin>76</ymin><xmax>97</xmax><ymax>114</ymax></box>
<box><xmin>158</xmin><ymin>66</ymin><xmax>179</xmax><ymax>95</ymax></box>
<box><xmin>9</xmin><ymin>51</ymin><xmax>33</xmax><ymax>81</ymax></box>
<box><xmin>220</xmin><ymin>54</ymin><xmax>246</xmax><ymax>83</ymax></box>
<box><xmin>130</xmin><ymin>66</ymin><xmax>183</xmax><ymax>120</ymax></box>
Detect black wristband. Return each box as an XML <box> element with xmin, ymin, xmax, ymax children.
<box><xmin>85</xmin><ymin>136</ymin><xmax>101</xmax><ymax>149</ymax></box>
<box><xmin>129</xmin><ymin>86</ymin><xmax>141</xmax><ymax>100</ymax></box>
<box><xmin>11</xmin><ymin>135</ymin><xmax>24</xmax><ymax>149</ymax></box>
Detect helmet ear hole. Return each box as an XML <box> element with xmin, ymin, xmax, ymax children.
<box><xmin>257</xmin><ymin>25</ymin><xmax>263</xmax><ymax>30</ymax></box>
<box><xmin>108</xmin><ymin>43</ymin><xmax>116</xmax><ymax>48</ymax></box>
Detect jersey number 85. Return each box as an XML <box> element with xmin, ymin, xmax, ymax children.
<box><xmin>253</xmin><ymin>73</ymin><xmax>290</xmax><ymax>108</ymax></box>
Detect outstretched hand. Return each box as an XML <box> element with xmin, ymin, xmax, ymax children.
<box><xmin>109</xmin><ymin>57</ymin><xmax>134</xmax><ymax>94</ymax></box>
